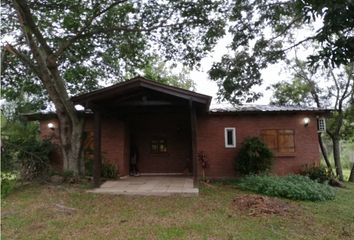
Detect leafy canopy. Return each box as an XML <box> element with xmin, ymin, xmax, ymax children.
<box><xmin>1</xmin><ymin>0</ymin><xmax>227</xmax><ymax>110</ymax></box>
<box><xmin>209</xmin><ymin>0</ymin><xmax>354</xmax><ymax>104</ymax></box>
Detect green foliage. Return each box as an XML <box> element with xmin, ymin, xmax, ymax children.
<box><xmin>269</xmin><ymin>78</ymin><xmax>314</xmax><ymax>106</ymax></box>
<box><xmin>342</xmin><ymin>99</ymin><xmax>354</xmax><ymax>141</ymax></box>
<box><xmin>2</xmin><ymin>119</ymin><xmax>52</xmax><ymax>180</ymax></box>
<box><xmin>2</xmin><ymin>0</ymin><xmax>226</xmax><ymax>107</ymax></box>
<box><xmin>236</xmin><ymin>137</ymin><xmax>273</xmax><ymax>175</ymax></box>
<box><xmin>300</xmin><ymin>166</ymin><xmax>334</xmax><ymax>183</ymax></box>
<box><xmin>142</xmin><ymin>56</ymin><xmax>195</xmax><ymax>90</ymax></box>
<box><xmin>1</xmin><ymin>172</ymin><xmax>17</xmax><ymax>198</ymax></box>
<box><xmin>10</xmin><ymin>138</ymin><xmax>52</xmax><ymax>181</ymax></box>
<box><xmin>101</xmin><ymin>163</ymin><xmax>118</xmax><ymax>179</ymax></box>
<box><xmin>209</xmin><ymin>1</ymin><xmax>354</xmax><ymax>104</ymax></box>
<box><xmin>238</xmin><ymin>175</ymin><xmax>335</xmax><ymax>201</ymax></box>
<box><xmin>84</xmin><ymin>159</ymin><xmax>118</xmax><ymax>179</ymax></box>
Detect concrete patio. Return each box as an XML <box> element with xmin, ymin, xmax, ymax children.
<box><xmin>87</xmin><ymin>176</ymin><xmax>198</xmax><ymax>196</ymax></box>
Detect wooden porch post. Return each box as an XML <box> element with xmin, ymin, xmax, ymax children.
<box><xmin>93</xmin><ymin>110</ymin><xmax>102</xmax><ymax>187</ymax></box>
<box><xmin>189</xmin><ymin>100</ymin><xmax>198</xmax><ymax>187</ymax></box>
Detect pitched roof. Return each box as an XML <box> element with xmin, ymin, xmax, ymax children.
<box><xmin>71</xmin><ymin>76</ymin><xmax>212</xmax><ymax>107</ymax></box>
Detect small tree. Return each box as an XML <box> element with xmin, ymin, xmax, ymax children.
<box><xmin>141</xmin><ymin>56</ymin><xmax>196</xmax><ymax>91</ymax></box>
<box><xmin>236</xmin><ymin>137</ymin><xmax>274</xmax><ymax>175</ymax></box>
<box><xmin>269</xmin><ymin>61</ymin><xmax>354</xmax><ymax>181</ymax></box>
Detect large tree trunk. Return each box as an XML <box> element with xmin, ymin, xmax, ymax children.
<box><xmin>35</xmin><ymin>68</ymin><xmax>84</xmax><ymax>175</ymax></box>
<box><xmin>349</xmin><ymin>164</ymin><xmax>354</xmax><ymax>182</ymax></box>
<box><xmin>332</xmin><ymin>137</ymin><xmax>344</xmax><ymax>181</ymax></box>
<box><xmin>318</xmin><ymin>133</ymin><xmax>332</xmax><ymax>171</ymax></box>
<box><xmin>13</xmin><ymin>0</ymin><xmax>84</xmax><ymax>175</ymax></box>
<box><xmin>36</xmin><ymin>68</ymin><xmax>84</xmax><ymax>175</ymax></box>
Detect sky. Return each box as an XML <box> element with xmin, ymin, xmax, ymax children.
<box><xmin>191</xmin><ymin>20</ymin><xmax>323</xmax><ymax>108</ymax></box>
<box><xmin>189</xmin><ymin>35</ymin><xmax>285</xmax><ymax>108</ymax></box>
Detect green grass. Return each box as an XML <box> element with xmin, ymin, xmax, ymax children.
<box><xmin>1</xmin><ymin>182</ymin><xmax>354</xmax><ymax>240</ymax></box>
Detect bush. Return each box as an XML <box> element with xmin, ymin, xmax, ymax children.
<box><xmin>101</xmin><ymin>162</ymin><xmax>118</xmax><ymax>179</ymax></box>
<box><xmin>236</xmin><ymin>137</ymin><xmax>273</xmax><ymax>175</ymax></box>
<box><xmin>3</xmin><ymin>137</ymin><xmax>52</xmax><ymax>181</ymax></box>
<box><xmin>1</xmin><ymin>172</ymin><xmax>17</xmax><ymax>198</ymax></box>
<box><xmin>84</xmin><ymin>156</ymin><xmax>118</xmax><ymax>179</ymax></box>
<box><xmin>300</xmin><ymin>165</ymin><xmax>333</xmax><ymax>183</ymax></box>
<box><xmin>238</xmin><ymin>174</ymin><xmax>335</xmax><ymax>201</ymax></box>
<box><xmin>2</xmin><ymin>120</ymin><xmax>52</xmax><ymax>180</ymax></box>
<box><xmin>17</xmin><ymin>139</ymin><xmax>52</xmax><ymax>180</ymax></box>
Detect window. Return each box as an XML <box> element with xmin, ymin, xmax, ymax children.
<box><xmin>224</xmin><ymin>128</ymin><xmax>236</xmax><ymax>148</ymax></box>
<box><xmin>317</xmin><ymin>118</ymin><xmax>326</xmax><ymax>132</ymax></box>
<box><xmin>151</xmin><ymin>139</ymin><xmax>167</xmax><ymax>153</ymax></box>
<box><xmin>260</xmin><ymin>129</ymin><xmax>295</xmax><ymax>154</ymax></box>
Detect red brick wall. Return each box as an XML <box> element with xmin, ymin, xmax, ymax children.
<box><xmin>40</xmin><ymin>111</ymin><xmax>321</xmax><ymax>178</ymax></box>
<box><xmin>40</xmin><ymin>111</ymin><xmax>191</xmax><ymax>176</ymax></box>
<box><xmin>197</xmin><ymin>113</ymin><xmax>320</xmax><ymax>178</ymax></box>
<box><xmin>79</xmin><ymin>117</ymin><xmax>128</xmax><ymax>176</ymax></box>
<box><xmin>39</xmin><ymin>119</ymin><xmax>63</xmax><ymax>171</ymax></box>
<box><xmin>40</xmin><ymin>117</ymin><xmax>128</xmax><ymax>175</ymax></box>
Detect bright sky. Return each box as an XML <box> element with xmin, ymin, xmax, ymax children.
<box><xmin>192</xmin><ymin>20</ymin><xmax>323</xmax><ymax>108</ymax></box>
<box><xmin>190</xmin><ymin>35</ymin><xmax>285</xmax><ymax>107</ymax></box>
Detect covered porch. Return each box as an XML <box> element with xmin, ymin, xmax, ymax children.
<box><xmin>72</xmin><ymin>76</ymin><xmax>211</xmax><ymax>188</ymax></box>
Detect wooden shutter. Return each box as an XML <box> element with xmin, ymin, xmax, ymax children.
<box><xmin>83</xmin><ymin>131</ymin><xmax>94</xmax><ymax>149</ymax></box>
<box><xmin>260</xmin><ymin>130</ymin><xmax>278</xmax><ymax>151</ymax></box>
<box><xmin>83</xmin><ymin>131</ymin><xmax>94</xmax><ymax>159</ymax></box>
<box><xmin>278</xmin><ymin>130</ymin><xmax>295</xmax><ymax>153</ymax></box>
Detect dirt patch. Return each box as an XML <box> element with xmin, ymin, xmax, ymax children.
<box><xmin>231</xmin><ymin>194</ymin><xmax>299</xmax><ymax>217</ymax></box>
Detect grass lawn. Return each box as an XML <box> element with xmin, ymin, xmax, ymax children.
<box><xmin>1</xmin><ymin>182</ymin><xmax>354</xmax><ymax>240</ymax></box>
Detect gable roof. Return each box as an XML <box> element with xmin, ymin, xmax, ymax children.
<box><xmin>71</xmin><ymin>76</ymin><xmax>212</xmax><ymax>108</ymax></box>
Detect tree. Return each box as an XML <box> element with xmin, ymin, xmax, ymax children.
<box><xmin>269</xmin><ymin>60</ymin><xmax>354</xmax><ymax>181</ymax></box>
<box><xmin>209</xmin><ymin>0</ymin><xmax>354</xmax><ymax>104</ymax></box>
<box><xmin>344</xmin><ymin>98</ymin><xmax>354</xmax><ymax>182</ymax></box>
<box><xmin>142</xmin><ymin>56</ymin><xmax>195</xmax><ymax>90</ymax></box>
<box><xmin>1</xmin><ymin>0</ymin><xmax>226</xmax><ymax>174</ymax></box>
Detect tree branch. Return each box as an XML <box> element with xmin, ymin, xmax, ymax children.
<box><xmin>267</xmin><ymin>17</ymin><xmax>302</xmax><ymax>42</ymax></box>
<box><xmin>4</xmin><ymin>43</ymin><xmax>39</xmax><ymax>75</ymax></box>
<box><xmin>338</xmin><ymin>64</ymin><xmax>354</xmax><ymax>109</ymax></box>
<box><xmin>54</xmin><ymin>0</ymin><xmax>128</xmax><ymax>57</ymax></box>
<box><xmin>14</xmin><ymin>0</ymin><xmax>53</xmax><ymax>55</ymax></box>
<box><xmin>281</xmin><ymin>36</ymin><xmax>315</xmax><ymax>52</ymax></box>
<box><xmin>329</xmin><ymin>66</ymin><xmax>340</xmax><ymax>110</ymax></box>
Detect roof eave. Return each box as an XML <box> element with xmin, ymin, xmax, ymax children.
<box><xmin>71</xmin><ymin>76</ymin><xmax>212</xmax><ymax>108</ymax></box>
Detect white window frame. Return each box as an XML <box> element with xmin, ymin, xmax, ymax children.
<box><xmin>224</xmin><ymin>127</ymin><xmax>236</xmax><ymax>148</ymax></box>
<box><xmin>317</xmin><ymin>118</ymin><xmax>326</xmax><ymax>133</ymax></box>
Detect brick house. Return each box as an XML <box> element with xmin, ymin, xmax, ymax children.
<box><xmin>28</xmin><ymin>76</ymin><xmax>328</xmax><ymax>186</ymax></box>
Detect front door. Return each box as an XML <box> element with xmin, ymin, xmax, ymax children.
<box><xmin>129</xmin><ymin>111</ymin><xmax>191</xmax><ymax>174</ymax></box>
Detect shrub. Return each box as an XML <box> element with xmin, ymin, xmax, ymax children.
<box><xmin>101</xmin><ymin>162</ymin><xmax>118</xmax><ymax>179</ymax></box>
<box><xmin>17</xmin><ymin>139</ymin><xmax>52</xmax><ymax>180</ymax></box>
<box><xmin>2</xmin><ymin>121</ymin><xmax>52</xmax><ymax>180</ymax></box>
<box><xmin>300</xmin><ymin>165</ymin><xmax>333</xmax><ymax>183</ymax></box>
<box><xmin>84</xmin><ymin>157</ymin><xmax>118</xmax><ymax>179</ymax></box>
<box><xmin>236</xmin><ymin>137</ymin><xmax>273</xmax><ymax>175</ymax></box>
<box><xmin>238</xmin><ymin>174</ymin><xmax>335</xmax><ymax>201</ymax></box>
<box><xmin>1</xmin><ymin>172</ymin><xmax>17</xmax><ymax>198</ymax></box>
